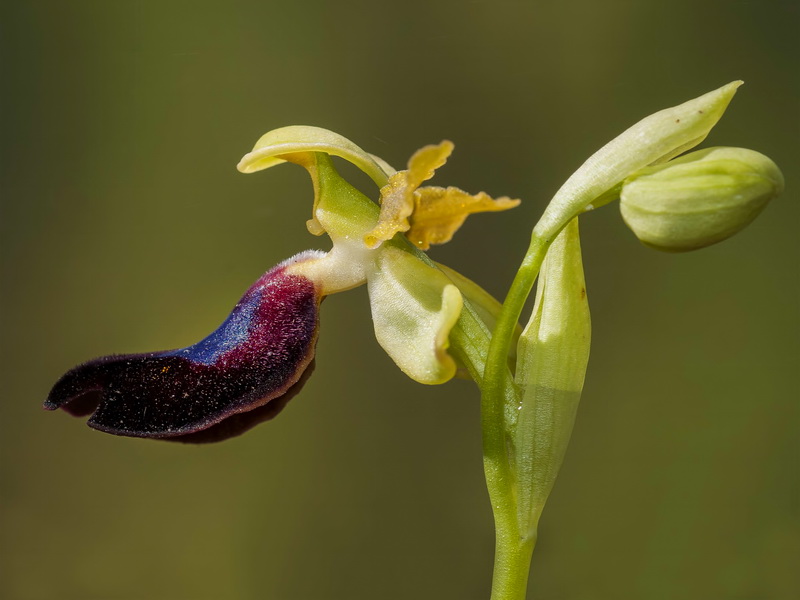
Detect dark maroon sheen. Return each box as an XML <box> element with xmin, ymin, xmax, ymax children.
<box><xmin>169</xmin><ymin>360</ymin><xmax>316</xmax><ymax>444</ymax></box>
<box><xmin>45</xmin><ymin>264</ymin><xmax>320</xmax><ymax>439</ymax></box>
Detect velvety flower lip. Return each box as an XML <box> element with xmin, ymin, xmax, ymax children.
<box><xmin>44</xmin><ymin>252</ymin><xmax>323</xmax><ymax>440</ymax></box>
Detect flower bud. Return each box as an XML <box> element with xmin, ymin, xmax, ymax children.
<box><xmin>620</xmin><ymin>147</ymin><xmax>784</xmax><ymax>252</ymax></box>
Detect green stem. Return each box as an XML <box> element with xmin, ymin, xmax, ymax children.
<box><xmin>439</xmin><ymin>229</ymin><xmax>569</xmax><ymax>600</ymax></box>
<box><xmin>490</xmin><ymin>527</ymin><xmax>537</xmax><ymax>600</ymax></box>
<box><xmin>481</xmin><ymin>234</ymin><xmax>551</xmax><ymax>600</ymax></box>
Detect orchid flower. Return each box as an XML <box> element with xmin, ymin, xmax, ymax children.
<box><xmin>45</xmin><ymin>126</ymin><xmax>519</xmax><ymax>440</ymax></box>
<box><xmin>44</xmin><ymin>82</ymin><xmax>784</xmax><ymax>600</ymax></box>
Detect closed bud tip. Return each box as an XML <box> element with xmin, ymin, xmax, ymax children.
<box><xmin>620</xmin><ymin>146</ymin><xmax>784</xmax><ymax>252</ymax></box>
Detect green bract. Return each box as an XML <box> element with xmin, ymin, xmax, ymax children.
<box><xmin>534</xmin><ymin>81</ymin><xmax>742</xmax><ymax>241</ymax></box>
<box><xmin>620</xmin><ymin>146</ymin><xmax>784</xmax><ymax>251</ymax></box>
<box><xmin>513</xmin><ymin>218</ymin><xmax>590</xmax><ymax>540</ymax></box>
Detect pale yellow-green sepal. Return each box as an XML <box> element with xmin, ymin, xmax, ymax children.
<box><xmin>283</xmin><ymin>154</ymin><xmax>379</xmax><ymax>294</ymax></box>
<box><xmin>367</xmin><ymin>244</ymin><xmax>463</xmax><ymax>385</ymax></box>
<box><xmin>237</xmin><ymin>125</ymin><xmax>394</xmax><ymax>187</ymax></box>
<box><xmin>238</xmin><ymin>131</ymin><xmax>385</xmax><ymax>237</ymax></box>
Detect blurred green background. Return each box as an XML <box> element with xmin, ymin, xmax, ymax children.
<box><xmin>2</xmin><ymin>1</ymin><xmax>798</xmax><ymax>599</ymax></box>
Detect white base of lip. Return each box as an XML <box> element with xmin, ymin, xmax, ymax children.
<box><xmin>286</xmin><ymin>242</ymin><xmax>371</xmax><ymax>296</ymax></box>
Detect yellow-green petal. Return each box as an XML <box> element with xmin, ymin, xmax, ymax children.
<box><xmin>364</xmin><ymin>141</ymin><xmax>454</xmax><ymax>249</ymax></box>
<box><xmin>408</xmin><ymin>186</ymin><xmax>520</xmax><ymax>250</ymax></box>
<box><xmin>367</xmin><ymin>244</ymin><xmax>463</xmax><ymax>385</ymax></box>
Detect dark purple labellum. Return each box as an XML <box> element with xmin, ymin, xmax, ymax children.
<box><xmin>45</xmin><ymin>257</ymin><xmax>322</xmax><ymax>441</ymax></box>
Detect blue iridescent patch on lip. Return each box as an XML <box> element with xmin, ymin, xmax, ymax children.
<box><xmin>45</xmin><ymin>259</ymin><xmax>322</xmax><ymax>440</ymax></box>
<box><xmin>164</xmin><ymin>287</ymin><xmax>263</xmax><ymax>366</ymax></box>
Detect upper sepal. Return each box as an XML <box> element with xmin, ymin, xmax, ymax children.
<box><xmin>237</xmin><ymin>125</ymin><xmax>394</xmax><ymax>186</ymax></box>
<box><xmin>45</xmin><ymin>252</ymin><xmax>323</xmax><ymax>441</ymax></box>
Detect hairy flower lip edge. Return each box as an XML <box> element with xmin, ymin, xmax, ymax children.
<box><xmin>171</xmin><ymin>360</ymin><xmax>316</xmax><ymax>444</ymax></box>
<box><xmin>44</xmin><ymin>253</ymin><xmax>324</xmax><ymax>440</ymax></box>
<box><xmin>46</xmin><ymin>359</ymin><xmax>317</xmax><ymax>445</ymax></box>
